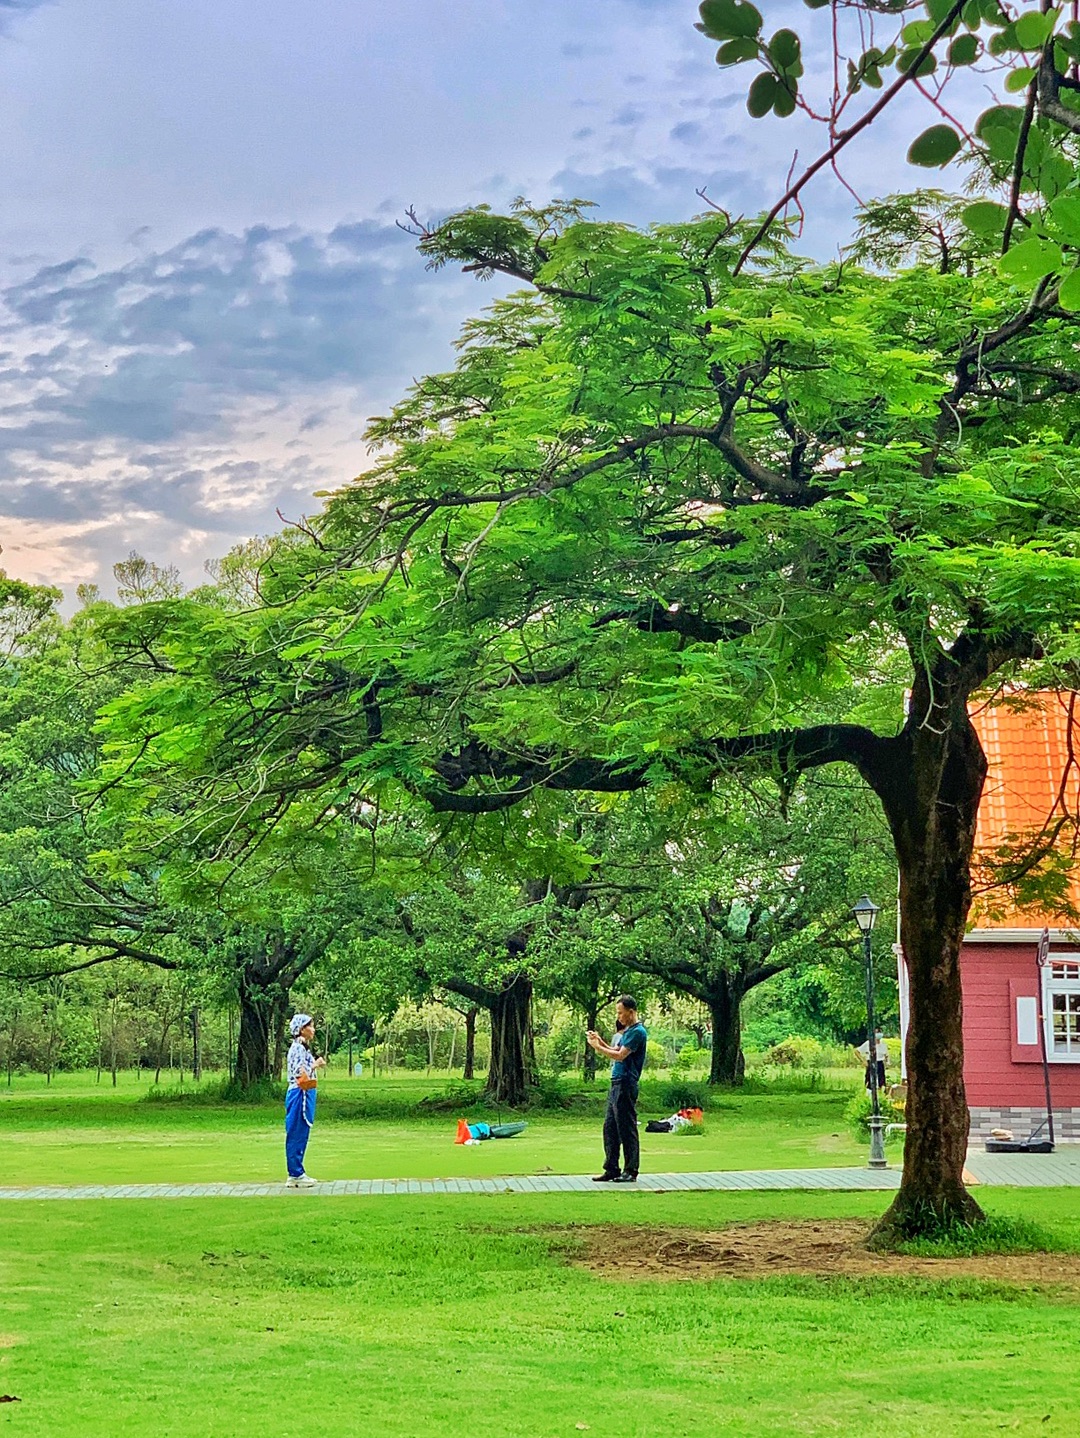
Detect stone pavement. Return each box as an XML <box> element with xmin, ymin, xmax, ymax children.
<box><xmin>1</xmin><ymin>1149</ymin><xmax>1078</xmax><ymax>1200</ymax></box>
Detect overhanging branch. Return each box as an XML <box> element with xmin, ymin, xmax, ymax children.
<box><xmin>422</xmin><ymin>723</ymin><xmax>892</xmax><ymax>814</ymax></box>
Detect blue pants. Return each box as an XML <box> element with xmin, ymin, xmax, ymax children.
<box><xmin>285</xmin><ymin>1086</ymin><xmax>316</xmax><ymax>1177</ymax></box>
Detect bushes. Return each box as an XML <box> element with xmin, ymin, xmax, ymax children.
<box><xmin>644</xmin><ymin>1040</ymin><xmax>668</xmax><ymax>1071</ymax></box>
<box><xmin>759</xmin><ymin>1036</ymin><xmax>861</xmax><ymax>1069</ymax></box>
<box><xmin>538</xmin><ymin>1021</ymin><xmax>585</xmax><ymax>1077</ymax></box>
<box><xmin>655</xmin><ymin>1078</ymin><xmax>708</xmax><ymax>1111</ymax></box>
<box><xmin>844</xmin><ymin>1089</ymin><xmax>906</xmax><ymax>1144</ymax></box>
<box><xmin>670</xmin><ymin>1042</ymin><xmax>707</xmax><ymax>1073</ymax></box>
<box><xmin>144</xmin><ymin>1077</ymin><xmax>284</xmax><ymax>1106</ymax></box>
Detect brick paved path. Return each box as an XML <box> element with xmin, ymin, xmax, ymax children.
<box><xmin>0</xmin><ymin>1151</ymin><xmax>1076</xmax><ymax>1200</ymax></box>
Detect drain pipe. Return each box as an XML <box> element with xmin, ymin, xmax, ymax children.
<box><xmin>1036</xmin><ymin>928</ymin><xmax>1056</xmax><ymax>1149</ymax></box>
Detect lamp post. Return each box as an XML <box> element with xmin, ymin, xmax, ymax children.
<box><xmin>852</xmin><ymin>894</ymin><xmax>887</xmax><ymax>1169</ymax></box>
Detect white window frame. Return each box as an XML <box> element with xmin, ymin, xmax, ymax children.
<box><xmin>1043</xmin><ymin>953</ymin><xmax>1080</xmax><ymax>1063</ymax></box>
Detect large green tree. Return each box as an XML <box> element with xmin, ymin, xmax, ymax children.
<box><xmin>96</xmin><ymin>198</ymin><xmax>1080</xmax><ymax>1237</ymax></box>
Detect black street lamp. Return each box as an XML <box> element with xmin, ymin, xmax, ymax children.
<box><xmin>852</xmin><ymin>894</ymin><xmax>887</xmax><ymax>1169</ymax></box>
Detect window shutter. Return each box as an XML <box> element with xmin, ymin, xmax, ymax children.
<box><xmin>1010</xmin><ymin>979</ymin><xmax>1042</xmax><ymax>1063</ymax></box>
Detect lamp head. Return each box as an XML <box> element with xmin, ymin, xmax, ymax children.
<box><xmin>852</xmin><ymin>894</ymin><xmax>880</xmax><ymax>934</ymax></box>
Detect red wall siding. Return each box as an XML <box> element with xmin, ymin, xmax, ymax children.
<box><xmin>960</xmin><ymin>942</ymin><xmax>1080</xmax><ymax>1106</ymax></box>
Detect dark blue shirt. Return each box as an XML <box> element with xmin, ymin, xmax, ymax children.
<box><xmin>611</xmin><ymin>1022</ymin><xmax>647</xmax><ymax>1083</ymax></box>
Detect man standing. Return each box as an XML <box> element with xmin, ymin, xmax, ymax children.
<box><xmin>856</xmin><ymin>1028</ymin><xmax>889</xmax><ymax>1095</ymax></box>
<box><xmin>588</xmin><ymin>995</ymin><xmax>647</xmax><ymax>1184</ymax></box>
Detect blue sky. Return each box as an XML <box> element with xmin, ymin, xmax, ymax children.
<box><xmin>0</xmin><ymin>0</ymin><xmax>938</xmax><ymax>590</ymax></box>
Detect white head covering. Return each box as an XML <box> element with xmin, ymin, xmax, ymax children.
<box><xmin>289</xmin><ymin>1013</ymin><xmax>313</xmax><ymax>1038</ymax></box>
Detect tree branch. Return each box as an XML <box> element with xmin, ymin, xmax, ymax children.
<box><xmin>422</xmin><ymin>723</ymin><xmax>893</xmax><ymax>814</ymax></box>
<box><xmin>734</xmin><ymin>0</ymin><xmax>969</xmax><ymax>273</ymax></box>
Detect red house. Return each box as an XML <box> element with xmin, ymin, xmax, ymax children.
<box><xmin>898</xmin><ymin>693</ymin><xmax>1080</xmax><ymax>1142</ymax></box>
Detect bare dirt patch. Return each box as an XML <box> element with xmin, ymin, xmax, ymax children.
<box><xmin>570</xmin><ymin>1220</ymin><xmax>1080</xmax><ymax>1288</ymax></box>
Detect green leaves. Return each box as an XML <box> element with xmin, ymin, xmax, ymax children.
<box><xmin>999</xmin><ymin>237</ymin><xmax>1063</xmax><ymax>283</ymax></box>
<box><xmin>1058</xmin><ymin>267</ymin><xmax>1080</xmax><ymax>310</ymax></box>
<box><xmin>747</xmin><ymin>71</ymin><xmax>797</xmax><ymax>118</ymax></box>
<box><xmin>908</xmin><ymin>125</ymin><xmax>963</xmax><ymax>167</ymax></box>
<box><xmin>1003</xmin><ymin>65</ymin><xmax>1037</xmax><ymax>92</ymax></box>
<box><xmin>975</xmin><ymin>105</ymin><xmax>1025</xmax><ymax>165</ymax></box>
<box><xmin>716</xmin><ymin>36</ymin><xmax>759</xmax><ymax>65</ymax></box>
<box><xmin>961</xmin><ymin>201</ymin><xmax>1009</xmax><ymax>238</ymax></box>
<box><xmin>896</xmin><ymin>46</ymin><xmax>938</xmax><ymax>77</ymax></box>
<box><xmin>848</xmin><ymin>45</ymin><xmax>895</xmax><ymax>92</ymax></box>
<box><xmin>701</xmin><ymin>4</ymin><xmax>801</xmax><ymax>106</ymax></box>
<box><xmin>699</xmin><ymin>0</ymin><xmax>763</xmax><ymax>41</ymax></box>
<box><xmin>1013</xmin><ymin>7</ymin><xmax>1059</xmax><ymax>50</ymax></box>
<box><xmin>1049</xmin><ymin>193</ymin><xmax>1080</xmax><ymax>243</ymax></box>
<box><xmin>769</xmin><ymin>28</ymin><xmax>803</xmax><ymax>77</ymax></box>
<box><xmin>947</xmin><ymin>33</ymin><xmax>979</xmax><ymax>65</ymax></box>
<box><xmin>690</xmin><ymin>0</ymin><xmax>1076</xmax><ymax>217</ymax></box>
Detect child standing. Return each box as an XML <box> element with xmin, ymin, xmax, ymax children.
<box><xmin>285</xmin><ymin>1013</ymin><xmax>325</xmax><ymax>1188</ymax></box>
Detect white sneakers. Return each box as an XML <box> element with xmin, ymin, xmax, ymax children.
<box><xmin>286</xmin><ymin>1174</ymin><xmax>318</xmax><ymax>1188</ymax></box>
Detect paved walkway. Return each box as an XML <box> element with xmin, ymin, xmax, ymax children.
<box><xmin>1</xmin><ymin>1151</ymin><xmax>1078</xmax><ymax>1201</ymax></box>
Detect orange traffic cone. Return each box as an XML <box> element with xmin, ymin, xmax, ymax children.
<box><xmin>455</xmin><ymin>1119</ymin><xmax>471</xmax><ymax>1145</ymax></box>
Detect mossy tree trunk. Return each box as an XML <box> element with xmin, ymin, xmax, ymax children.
<box><xmin>867</xmin><ymin>680</ymin><xmax>989</xmax><ymax>1242</ymax></box>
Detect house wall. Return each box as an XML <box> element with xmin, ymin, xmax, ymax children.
<box><xmin>960</xmin><ymin>941</ymin><xmax>1080</xmax><ymax>1138</ymax></box>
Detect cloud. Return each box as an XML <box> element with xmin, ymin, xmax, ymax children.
<box><xmin>0</xmin><ymin>0</ymin><xmax>54</xmax><ymax>42</ymax></box>
<box><xmin>0</xmin><ymin>0</ymin><xmax>53</xmax><ymax>21</ymax></box>
<box><xmin>549</xmin><ymin>162</ymin><xmax>755</xmax><ymax>228</ymax></box>
<box><xmin>0</xmin><ymin>219</ymin><xmax>483</xmax><ymax>589</ymax></box>
<box><xmin>613</xmin><ymin>103</ymin><xmax>647</xmax><ymax>127</ymax></box>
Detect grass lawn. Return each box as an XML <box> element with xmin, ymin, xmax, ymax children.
<box><xmin>1</xmin><ymin>1187</ymin><xmax>1079</xmax><ymax>1437</ymax></box>
<box><xmin>0</xmin><ymin>1072</ymin><xmax>869</xmax><ymax>1185</ymax></box>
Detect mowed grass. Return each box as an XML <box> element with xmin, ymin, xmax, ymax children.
<box><xmin>0</xmin><ymin>1073</ymin><xmax>868</xmax><ymax>1185</ymax></box>
<box><xmin>1</xmin><ymin>1187</ymin><xmax>1079</xmax><ymax>1437</ymax></box>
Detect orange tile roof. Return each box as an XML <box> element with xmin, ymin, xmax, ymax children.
<box><xmin>969</xmin><ymin>692</ymin><xmax>1080</xmax><ymax>929</ymax></box>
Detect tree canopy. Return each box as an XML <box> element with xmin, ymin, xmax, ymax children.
<box><xmin>85</xmin><ymin>186</ymin><xmax>1080</xmax><ymax>1238</ymax></box>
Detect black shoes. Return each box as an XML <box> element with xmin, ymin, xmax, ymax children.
<box><xmin>592</xmin><ymin>1172</ymin><xmax>620</xmax><ymax>1182</ymax></box>
<box><xmin>612</xmin><ymin>1172</ymin><xmax>638</xmax><ymax>1183</ymax></box>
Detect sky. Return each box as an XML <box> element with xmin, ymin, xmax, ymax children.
<box><xmin>0</xmin><ymin>0</ymin><xmax>947</xmax><ymax>593</ymax></box>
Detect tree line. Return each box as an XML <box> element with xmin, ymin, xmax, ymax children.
<box><xmin>0</xmin><ymin>568</ymin><xmax>893</xmax><ymax>1099</ymax></box>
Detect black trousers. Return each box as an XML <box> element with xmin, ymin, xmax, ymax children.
<box><xmin>603</xmin><ymin>1079</ymin><xmax>640</xmax><ymax>1176</ymax></box>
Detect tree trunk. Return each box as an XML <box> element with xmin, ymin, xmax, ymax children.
<box><xmin>191</xmin><ymin>1006</ymin><xmax>202</xmax><ymax>1082</ymax></box>
<box><xmin>869</xmin><ymin>703</ymin><xmax>986</xmax><ymax>1242</ymax></box>
<box><xmin>463</xmin><ymin>1006</ymin><xmax>477</xmax><ymax>1080</ymax></box>
<box><xmin>235</xmin><ymin>967</ymin><xmax>286</xmax><ymax>1087</ymax></box>
<box><xmin>486</xmin><ymin>973</ymin><xmax>536</xmax><ymax>1106</ymax></box>
<box><xmin>707</xmin><ymin>975</ymin><xmax>746</xmax><ymax>1086</ymax></box>
<box><xmin>6</xmin><ymin>1013</ymin><xmax>17</xmax><ymax>1088</ymax></box>
<box><xmin>271</xmin><ymin>991</ymin><xmax>290</xmax><ymax>1080</ymax></box>
<box><xmin>582</xmin><ymin>996</ymin><xmax>599</xmax><ymax>1083</ymax></box>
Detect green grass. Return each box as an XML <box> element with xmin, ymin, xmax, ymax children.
<box><xmin>0</xmin><ymin>1072</ymin><xmax>868</xmax><ymax>1186</ymax></box>
<box><xmin>1</xmin><ymin>1188</ymin><xmax>1079</xmax><ymax>1437</ymax></box>
<box><xmin>892</xmin><ymin>1214</ymin><xmax>1062</xmax><ymax>1257</ymax></box>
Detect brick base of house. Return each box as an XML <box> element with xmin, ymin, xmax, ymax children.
<box><xmin>968</xmin><ymin>1106</ymin><xmax>1080</xmax><ymax>1143</ymax></box>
